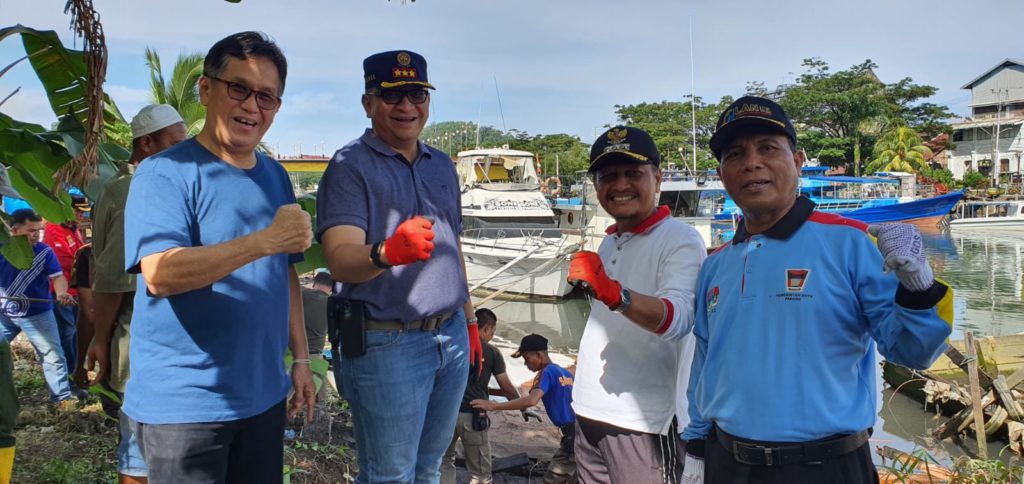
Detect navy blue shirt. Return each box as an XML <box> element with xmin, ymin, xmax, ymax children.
<box><xmin>0</xmin><ymin>242</ymin><xmax>62</xmax><ymax>317</ymax></box>
<box><xmin>122</xmin><ymin>138</ymin><xmax>302</xmax><ymax>424</ymax></box>
<box><xmin>316</xmin><ymin>129</ymin><xmax>467</xmax><ymax>321</ymax></box>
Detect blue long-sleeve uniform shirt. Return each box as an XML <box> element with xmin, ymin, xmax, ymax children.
<box><xmin>682</xmin><ymin>197</ymin><xmax>953</xmax><ymax>442</ymax></box>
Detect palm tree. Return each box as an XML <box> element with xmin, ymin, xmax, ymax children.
<box><xmin>145</xmin><ymin>48</ymin><xmax>205</xmax><ymax>136</ymax></box>
<box><xmin>865</xmin><ymin>125</ymin><xmax>933</xmax><ymax>174</ymax></box>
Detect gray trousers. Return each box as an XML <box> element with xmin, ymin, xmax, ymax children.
<box><xmin>130</xmin><ymin>399</ymin><xmax>286</xmax><ymax>484</ymax></box>
<box><xmin>575</xmin><ymin>416</ymin><xmax>680</xmax><ymax>484</ymax></box>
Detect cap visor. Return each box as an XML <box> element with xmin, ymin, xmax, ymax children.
<box><xmin>589</xmin><ymin>151</ymin><xmax>652</xmax><ymax>173</ymax></box>
<box><xmin>511</xmin><ymin>350</ymin><xmax>523</xmax><ymax>358</ymax></box>
<box><xmin>379</xmin><ymin>81</ymin><xmax>436</xmax><ymax>90</ymax></box>
<box><xmin>710</xmin><ymin>117</ymin><xmax>791</xmax><ymax>156</ymax></box>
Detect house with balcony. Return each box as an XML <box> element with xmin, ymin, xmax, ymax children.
<box><xmin>948</xmin><ymin>59</ymin><xmax>1024</xmax><ymax>181</ymax></box>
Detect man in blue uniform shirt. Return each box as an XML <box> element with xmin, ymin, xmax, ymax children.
<box><xmin>681</xmin><ymin>96</ymin><xmax>953</xmax><ymax>483</ymax></box>
<box><xmin>122</xmin><ymin>32</ymin><xmax>315</xmax><ymax>483</ymax></box>
<box><xmin>316</xmin><ymin>50</ymin><xmax>483</xmax><ymax>483</ymax></box>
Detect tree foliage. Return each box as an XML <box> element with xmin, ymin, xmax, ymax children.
<box><xmin>145</xmin><ymin>48</ymin><xmax>206</xmax><ymax>136</ymax></box>
<box><xmin>765</xmin><ymin>58</ymin><xmax>952</xmax><ymax>175</ymax></box>
<box><xmin>865</xmin><ymin>125</ymin><xmax>933</xmax><ymax>174</ymax></box>
<box><xmin>612</xmin><ymin>96</ymin><xmax>732</xmax><ymax>172</ymax></box>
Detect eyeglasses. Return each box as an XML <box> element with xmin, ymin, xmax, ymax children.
<box><xmin>369</xmin><ymin>88</ymin><xmax>429</xmax><ymax>105</ymax></box>
<box><xmin>205</xmin><ymin>74</ymin><xmax>282</xmax><ymax>110</ymax></box>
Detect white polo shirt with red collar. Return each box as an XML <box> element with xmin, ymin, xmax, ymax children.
<box><xmin>572</xmin><ymin>205</ymin><xmax>706</xmax><ymax>434</ymax></box>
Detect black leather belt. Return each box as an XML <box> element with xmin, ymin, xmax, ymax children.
<box><xmin>365</xmin><ymin>312</ymin><xmax>453</xmax><ymax>332</ymax></box>
<box><xmin>715</xmin><ymin>427</ymin><xmax>870</xmax><ymax>467</ymax></box>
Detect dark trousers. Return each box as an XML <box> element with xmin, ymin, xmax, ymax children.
<box><xmin>706</xmin><ymin>428</ymin><xmax>879</xmax><ymax>484</ymax></box>
<box><xmin>131</xmin><ymin>399</ymin><xmax>286</xmax><ymax>484</ymax></box>
<box><xmin>575</xmin><ymin>416</ymin><xmax>680</xmax><ymax>484</ymax></box>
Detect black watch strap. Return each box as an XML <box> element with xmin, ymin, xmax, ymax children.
<box><xmin>370</xmin><ymin>241</ymin><xmax>392</xmax><ymax>269</ymax></box>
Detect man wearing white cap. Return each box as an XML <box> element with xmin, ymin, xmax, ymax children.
<box><xmin>86</xmin><ymin>103</ymin><xmax>185</xmax><ymax>484</ymax></box>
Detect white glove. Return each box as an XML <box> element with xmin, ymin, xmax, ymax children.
<box><xmin>681</xmin><ymin>453</ymin><xmax>704</xmax><ymax>484</ymax></box>
<box><xmin>867</xmin><ymin>223</ymin><xmax>934</xmax><ymax>292</ymax></box>
<box><xmin>681</xmin><ymin>439</ymin><xmax>705</xmax><ymax>484</ymax></box>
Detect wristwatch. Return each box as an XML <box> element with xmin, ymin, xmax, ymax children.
<box><xmin>370</xmin><ymin>241</ymin><xmax>391</xmax><ymax>269</ymax></box>
<box><xmin>612</xmin><ymin>287</ymin><xmax>632</xmax><ymax>313</ymax></box>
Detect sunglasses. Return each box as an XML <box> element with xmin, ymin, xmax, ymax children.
<box><xmin>369</xmin><ymin>88</ymin><xmax>430</xmax><ymax>105</ymax></box>
<box><xmin>205</xmin><ymin>74</ymin><xmax>282</xmax><ymax>110</ymax></box>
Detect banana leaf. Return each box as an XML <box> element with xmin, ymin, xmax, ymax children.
<box><xmin>0</xmin><ymin>25</ymin><xmax>125</xmax><ymax>129</ymax></box>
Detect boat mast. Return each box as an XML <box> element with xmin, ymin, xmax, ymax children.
<box><xmin>689</xmin><ymin>16</ymin><xmax>698</xmax><ymax>174</ymax></box>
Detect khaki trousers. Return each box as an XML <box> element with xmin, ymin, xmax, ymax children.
<box><xmin>441</xmin><ymin>412</ymin><xmax>492</xmax><ymax>484</ymax></box>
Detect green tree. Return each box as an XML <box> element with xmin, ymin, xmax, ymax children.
<box><xmin>421</xmin><ymin>121</ymin><xmax>503</xmax><ymax>156</ymax></box>
<box><xmin>145</xmin><ymin>48</ymin><xmax>205</xmax><ymax>135</ymax></box>
<box><xmin>767</xmin><ymin>58</ymin><xmax>952</xmax><ymax>176</ymax></box>
<box><xmin>865</xmin><ymin>125</ymin><xmax>933</xmax><ymax>174</ymax></box>
<box><xmin>612</xmin><ymin>95</ymin><xmax>730</xmax><ymax>171</ymax></box>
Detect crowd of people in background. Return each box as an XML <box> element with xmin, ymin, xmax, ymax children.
<box><xmin>0</xmin><ymin>30</ymin><xmax>956</xmax><ymax>484</ymax></box>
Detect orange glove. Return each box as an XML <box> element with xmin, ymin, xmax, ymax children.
<box><xmin>467</xmin><ymin>323</ymin><xmax>484</xmax><ymax>377</ymax></box>
<box><xmin>383</xmin><ymin>217</ymin><xmax>435</xmax><ymax>266</ymax></box>
<box><xmin>567</xmin><ymin>251</ymin><xmax>623</xmax><ymax>309</ymax></box>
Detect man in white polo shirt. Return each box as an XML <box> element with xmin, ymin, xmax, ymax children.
<box><xmin>567</xmin><ymin>126</ymin><xmax>706</xmax><ymax>483</ymax></box>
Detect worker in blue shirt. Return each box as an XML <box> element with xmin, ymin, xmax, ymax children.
<box><xmin>680</xmin><ymin>96</ymin><xmax>953</xmax><ymax>483</ymax></box>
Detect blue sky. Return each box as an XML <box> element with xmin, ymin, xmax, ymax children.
<box><xmin>2</xmin><ymin>0</ymin><xmax>1022</xmax><ymax>157</ymax></box>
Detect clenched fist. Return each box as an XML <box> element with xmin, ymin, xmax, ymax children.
<box><xmin>383</xmin><ymin>216</ymin><xmax>435</xmax><ymax>266</ymax></box>
<box><xmin>568</xmin><ymin>250</ymin><xmax>623</xmax><ymax>309</ymax></box>
<box><xmin>263</xmin><ymin>204</ymin><xmax>313</xmax><ymax>255</ymax></box>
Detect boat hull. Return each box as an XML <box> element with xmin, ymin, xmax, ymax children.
<box><xmin>830</xmin><ymin>191</ymin><xmax>965</xmax><ymax>226</ymax></box>
<box><xmin>462</xmin><ymin>240</ymin><xmax>574</xmax><ymax>298</ymax></box>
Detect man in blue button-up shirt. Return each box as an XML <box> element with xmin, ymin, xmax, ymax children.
<box><xmin>316</xmin><ymin>50</ymin><xmax>482</xmax><ymax>484</ymax></box>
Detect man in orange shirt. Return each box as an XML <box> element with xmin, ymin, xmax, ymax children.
<box><xmin>44</xmin><ymin>195</ymin><xmax>89</xmax><ymax>397</ymax></box>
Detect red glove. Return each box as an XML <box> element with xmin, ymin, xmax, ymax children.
<box><xmin>567</xmin><ymin>251</ymin><xmax>623</xmax><ymax>309</ymax></box>
<box><xmin>383</xmin><ymin>217</ymin><xmax>435</xmax><ymax>266</ymax></box>
<box><xmin>467</xmin><ymin>322</ymin><xmax>484</xmax><ymax>376</ymax></box>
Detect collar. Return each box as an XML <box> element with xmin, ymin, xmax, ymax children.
<box><xmin>732</xmin><ymin>196</ymin><xmax>816</xmax><ymax>244</ymax></box>
<box><xmin>605</xmin><ymin>205</ymin><xmax>671</xmax><ymax>235</ymax></box>
<box><xmin>361</xmin><ymin>128</ymin><xmax>432</xmax><ymax>162</ymax></box>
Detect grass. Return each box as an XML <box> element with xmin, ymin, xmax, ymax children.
<box><xmin>879</xmin><ymin>445</ymin><xmax>1024</xmax><ymax>483</ymax></box>
<box><xmin>7</xmin><ymin>337</ymin><xmax>359</xmax><ymax>483</ymax></box>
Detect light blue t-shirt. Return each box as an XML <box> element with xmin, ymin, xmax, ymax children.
<box><xmin>122</xmin><ymin>138</ymin><xmax>302</xmax><ymax>424</ymax></box>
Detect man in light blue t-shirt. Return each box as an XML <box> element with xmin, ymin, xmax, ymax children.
<box><xmin>122</xmin><ymin>32</ymin><xmax>315</xmax><ymax>484</ymax></box>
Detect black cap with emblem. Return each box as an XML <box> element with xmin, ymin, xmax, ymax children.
<box><xmin>709</xmin><ymin>96</ymin><xmax>797</xmax><ymax>160</ymax></box>
<box><xmin>363</xmin><ymin>50</ymin><xmax>435</xmax><ymax>91</ymax></box>
<box><xmin>588</xmin><ymin>126</ymin><xmax>661</xmax><ymax>174</ymax></box>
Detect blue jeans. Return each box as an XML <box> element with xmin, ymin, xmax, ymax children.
<box><xmin>340</xmin><ymin>312</ymin><xmax>470</xmax><ymax>484</ymax></box>
<box><xmin>52</xmin><ymin>304</ymin><xmax>78</xmax><ymax>379</ymax></box>
<box><xmin>118</xmin><ymin>410</ymin><xmax>148</xmax><ymax>477</ymax></box>
<box><xmin>0</xmin><ymin>310</ymin><xmax>72</xmax><ymax>402</ymax></box>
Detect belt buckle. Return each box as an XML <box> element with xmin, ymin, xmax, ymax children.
<box><xmin>733</xmin><ymin>441</ymin><xmax>777</xmax><ymax>466</ymax></box>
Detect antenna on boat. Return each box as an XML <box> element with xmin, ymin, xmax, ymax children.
<box><xmin>493</xmin><ymin>76</ymin><xmax>508</xmax><ymax>134</ymax></box>
<box><xmin>689</xmin><ymin>16</ymin><xmax>698</xmax><ymax>174</ymax></box>
<box><xmin>476</xmin><ymin>80</ymin><xmax>483</xmax><ymax>148</ymax></box>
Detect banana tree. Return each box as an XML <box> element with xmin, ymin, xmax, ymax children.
<box><xmin>0</xmin><ymin>25</ymin><xmax>129</xmax><ymax>267</ymax></box>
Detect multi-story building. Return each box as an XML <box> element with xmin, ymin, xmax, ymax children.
<box><xmin>949</xmin><ymin>59</ymin><xmax>1024</xmax><ymax>181</ymax></box>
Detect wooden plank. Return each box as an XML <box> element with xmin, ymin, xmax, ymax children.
<box><xmin>944</xmin><ymin>344</ymin><xmax>995</xmax><ymax>388</ymax></box>
<box><xmin>932</xmin><ymin>363</ymin><xmax>1024</xmax><ymax>440</ymax></box>
<box><xmin>966</xmin><ymin>332</ymin><xmax>989</xmax><ymax>459</ymax></box>
<box><xmin>995</xmin><ymin>374</ymin><xmax>1024</xmax><ymax>420</ymax></box>
<box><xmin>928</xmin><ymin>334</ymin><xmax>1024</xmax><ymax>381</ymax></box>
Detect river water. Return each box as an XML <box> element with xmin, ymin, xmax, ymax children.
<box><xmin>476</xmin><ymin>229</ymin><xmax>1024</xmax><ymax>464</ymax></box>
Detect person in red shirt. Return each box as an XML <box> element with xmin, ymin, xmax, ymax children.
<box><xmin>44</xmin><ymin>195</ymin><xmax>89</xmax><ymax>398</ymax></box>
